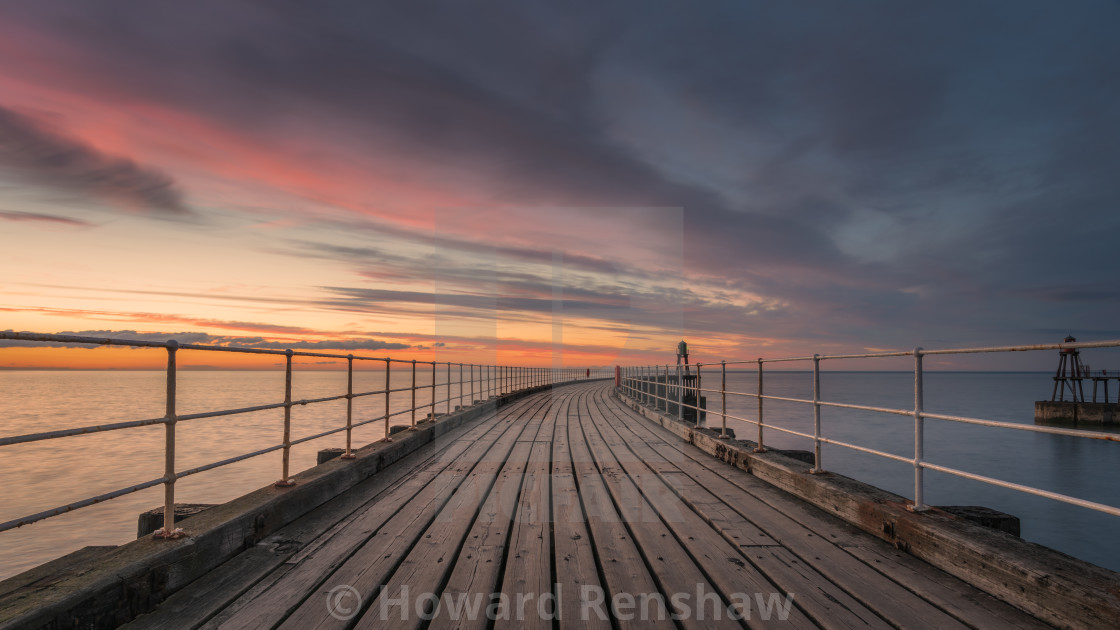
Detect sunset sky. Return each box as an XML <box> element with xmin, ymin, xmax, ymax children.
<box><xmin>2</xmin><ymin>1</ymin><xmax>1119</xmax><ymax>370</ymax></box>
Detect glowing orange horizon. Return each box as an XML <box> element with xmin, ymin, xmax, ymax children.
<box><xmin>0</xmin><ymin>344</ymin><xmax>648</xmax><ymax>370</ymax></box>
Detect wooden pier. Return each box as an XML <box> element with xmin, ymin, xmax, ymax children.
<box><xmin>5</xmin><ymin>380</ymin><xmax>1120</xmax><ymax>629</ymax></box>
<box><xmin>99</xmin><ymin>382</ymin><xmax>1051</xmax><ymax>629</ymax></box>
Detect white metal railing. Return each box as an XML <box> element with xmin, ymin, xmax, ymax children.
<box><xmin>619</xmin><ymin>338</ymin><xmax>1120</xmax><ymax>516</ymax></box>
<box><xmin>0</xmin><ymin>331</ymin><xmax>609</xmax><ymax>538</ymax></box>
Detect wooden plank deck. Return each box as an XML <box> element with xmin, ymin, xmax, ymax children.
<box><xmin>124</xmin><ymin>382</ymin><xmax>1051</xmax><ymax>629</ymax></box>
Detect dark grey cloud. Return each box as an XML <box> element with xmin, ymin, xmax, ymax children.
<box><xmin>3</xmin><ymin>1</ymin><xmax>1118</xmax><ymax>348</ymax></box>
<box><xmin>0</xmin><ymin>210</ymin><xmax>92</xmax><ymax>227</ymax></box>
<box><xmin>0</xmin><ymin>105</ymin><xmax>189</xmax><ymax>214</ymax></box>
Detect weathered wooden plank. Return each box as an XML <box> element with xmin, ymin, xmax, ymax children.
<box><xmin>598</xmin><ymin>391</ymin><xmax>985</xmax><ymax>630</ymax></box>
<box><xmin>617</xmin><ymin>408</ymin><xmax>1051</xmax><ymax>629</ymax></box>
<box><xmin>565</xmin><ymin>393</ymin><xmax>676</xmax><ymax>630</ymax></box>
<box><xmin>425</xmin><ymin>441</ymin><xmax>534</xmax><ymax>630</ymax></box>
<box><xmin>420</xmin><ymin>394</ymin><xmax>566</xmax><ymax>630</ymax></box>
<box><xmin>615</xmin><ymin>386</ymin><xmax>1120</xmax><ymax>630</ymax></box>
<box><xmin>549</xmin><ymin>395</ymin><xmax>611</xmax><ymax>630</ymax></box>
<box><xmin>579</xmin><ymin>394</ymin><xmax>815</xmax><ymax>630</ymax></box>
<box><xmin>274</xmin><ymin>396</ymin><xmax>547</xmax><ymax>630</ymax></box>
<box><xmin>492</xmin><ymin>441</ymin><xmax>553</xmax><ymax>630</ymax></box>
<box><xmin>576</xmin><ymin>396</ymin><xmax>745</xmax><ymax>629</ymax></box>
<box><xmin>591</xmin><ymin>399</ymin><xmax>778</xmax><ymax>547</ymax></box>
<box><xmin>356</xmin><ymin>440</ymin><xmax>535</xmax><ymax>630</ymax></box>
<box><xmin>202</xmin><ymin>441</ymin><xmax>476</xmax><ymax>630</ymax></box>
<box><xmin>124</xmin><ymin>428</ymin><xmax>460</xmax><ymax>630</ymax></box>
<box><xmin>206</xmin><ymin>396</ymin><xmax>548</xmax><ymax>630</ymax></box>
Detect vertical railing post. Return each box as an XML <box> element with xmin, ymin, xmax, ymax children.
<box><xmin>446</xmin><ymin>362</ymin><xmax>451</xmax><ymax>415</ymax></box>
<box><xmin>342</xmin><ymin>355</ymin><xmax>356</xmax><ymax>458</ymax></box>
<box><xmin>911</xmin><ymin>348</ymin><xmax>928</xmax><ymax>512</ymax></box>
<box><xmin>645</xmin><ymin>363</ymin><xmax>654</xmax><ymax>408</ymax></box>
<box><xmin>431</xmin><ymin>361</ymin><xmax>437</xmax><ymax>420</ymax></box>
<box><xmin>658</xmin><ymin>365</ymin><xmax>662</xmax><ymax>409</ymax></box>
<box><xmin>459</xmin><ymin>363</ymin><xmax>464</xmax><ymax>409</ymax></box>
<box><xmin>696</xmin><ymin>364</ymin><xmax>703</xmax><ymax>426</ymax></box>
<box><xmin>383</xmin><ymin>359</ymin><xmax>393</xmax><ymax>442</ymax></box>
<box><xmin>719</xmin><ymin>361</ymin><xmax>728</xmax><ymax>439</ymax></box>
<box><xmin>810</xmin><ymin>354</ymin><xmax>823</xmax><ymax>474</ymax></box>
<box><xmin>410</xmin><ymin>359</ymin><xmax>418</xmax><ymax>430</ymax></box>
<box><xmin>155</xmin><ymin>340</ymin><xmax>180</xmax><ymax>537</ymax></box>
<box><xmin>471</xmin><ymin>364</ymin><xmax>475</xmax><ymax>404</ymax></box>
<box><xmin>654</xmin><ymin>363</ymin><xmax>663</xmax><ymax>412</ymax></box>
<box><xmin>754</xmin><ymin>359</ymin><xmax>766</xmax><ymax>452</ymax></box>
<box><xmin>672</xmin><ymin>358</ymin><xmax>680</xmax><ymax>421</ymax></box>
<box><xmin>276</xmin><ymin>349</ymin><xmax>296</xmax><ymax>486</ymax></box>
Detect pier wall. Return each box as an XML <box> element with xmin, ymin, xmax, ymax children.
<box><xmin>1035</xmin><ymin>400</ymin><xmax>1120</xmax><ymax>424</ymax></box>
<box><xmin>616</xmin><ymin>387</ymin><xmax>1120</xmax><ymax>630</ymax></box>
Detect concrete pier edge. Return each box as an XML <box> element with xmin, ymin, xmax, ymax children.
<box><xmin>616</xmin><ymin>388</ymin><xmax>1120</xmax><ymax>630</ymax></box>
<box><xmin>0</xmin><ymin>380</ymin><xmax>605</xmax><ymax>630</ymax></box>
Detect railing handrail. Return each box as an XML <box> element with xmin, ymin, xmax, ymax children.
<box><xmin>626</xmin><ymin>338</ymin><xmax>1120</xmax><ymax>368</ymax></box>
<box><xmin>0</xmin><ymin>330</ymin><xmax>610</xmax><ymax>538</ymax></box>
<box><xmin>618</xmin><ymin>338</ymin><xmax>1120</xmax><ymax>520</ymax></box>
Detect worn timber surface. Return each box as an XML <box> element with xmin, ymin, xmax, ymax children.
<box><xmin>124</xmin><ymin>383</ymin><xmax>1050</xmax><ymax>629</ymax></box>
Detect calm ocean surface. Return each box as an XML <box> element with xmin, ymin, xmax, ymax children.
<box><xmin>1</xmin><ymin>370</ymin><xmax>1118</xmax><ymax>580</ymax></box>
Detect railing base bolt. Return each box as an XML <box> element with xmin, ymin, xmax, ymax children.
<box><xmin>809</xmin><ymin>468</ymin><xmax>825</xmax><ymax>475</ymax></box>
<box><xmin>339</xmin><ymin>453</ymin><xmax>357</xmax><ymax>460</ymax></box>
<box><xmin>907</xmin><ymin>504</ymin><xmax>930</xmax><ymax>513</ymax></box>
<box><xmin>753</xmin><ymin>447</ymin><xmax>767</xmax><ymax>453</ymax></box>
<box><xmin>274</xmin><ymin>479</ymin><xmax>296</xmax><ymax>487</ymax></box>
